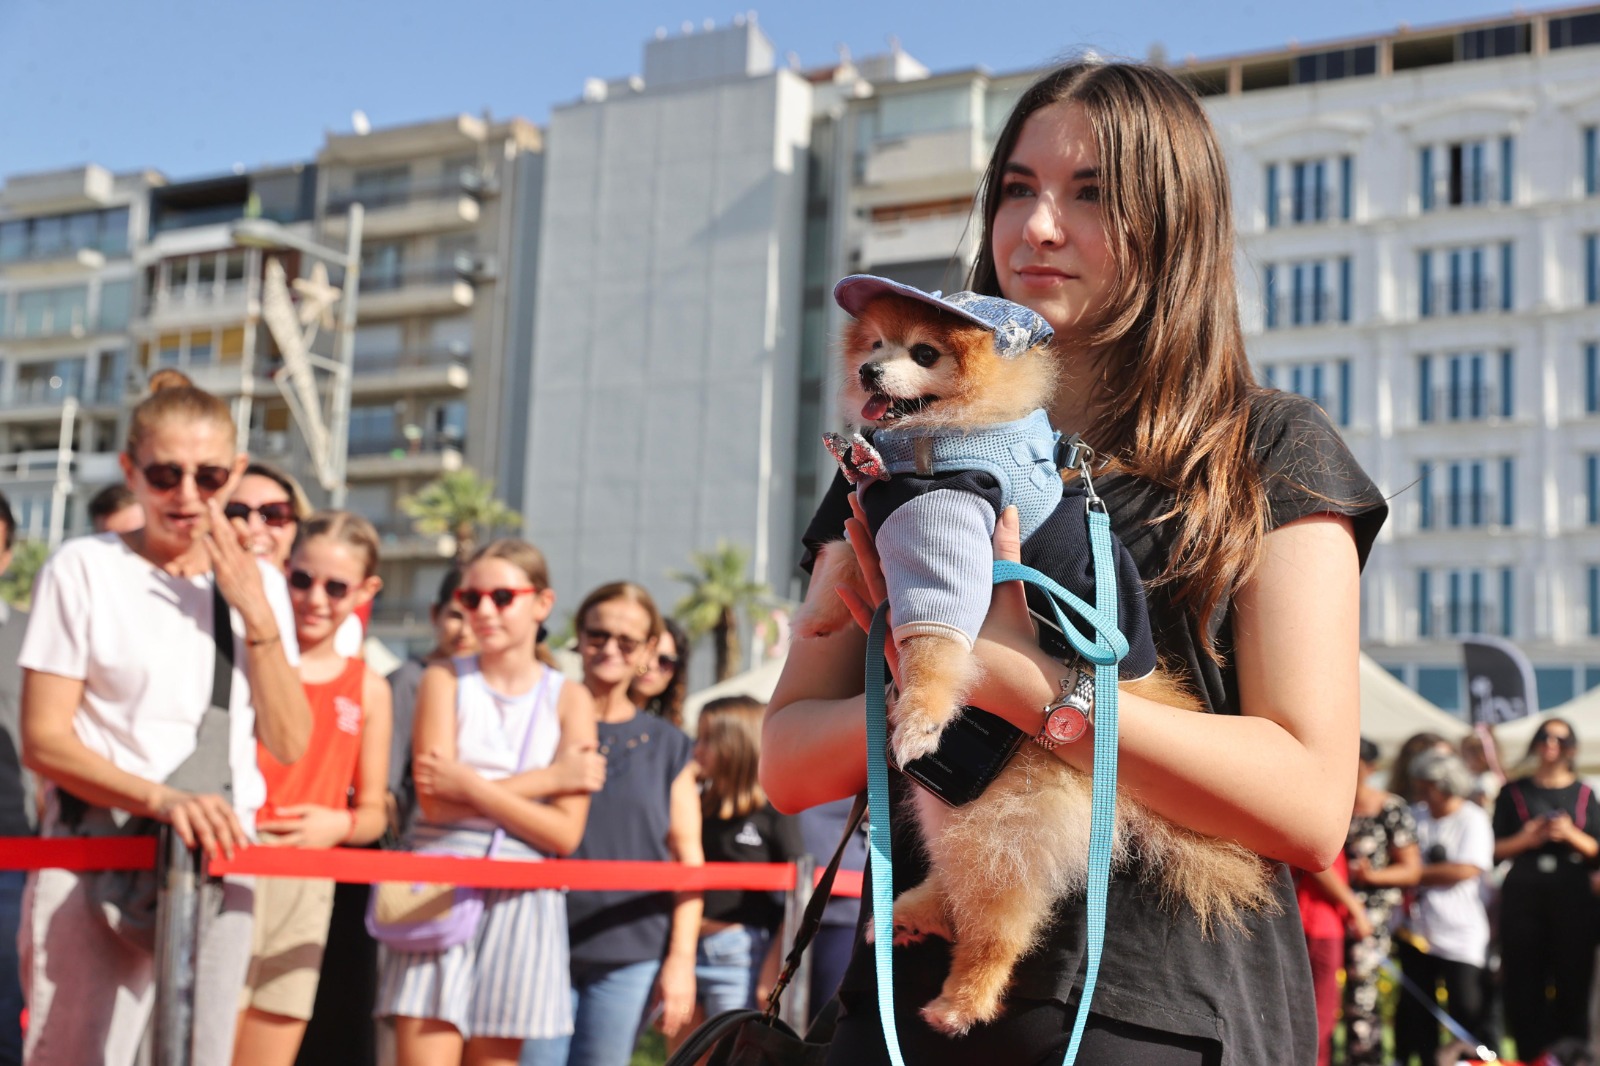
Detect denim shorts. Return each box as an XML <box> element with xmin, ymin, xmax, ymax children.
<box><xmin>696</xmin><ymin>924</ymin><xmax>773</xmax><ymax>1017</ymax></box>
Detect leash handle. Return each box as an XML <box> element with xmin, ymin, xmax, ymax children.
<box><xmin>864</xmin><ymin>508</ymin><xmax>1126</xmax><ymax>1066</ymax></box>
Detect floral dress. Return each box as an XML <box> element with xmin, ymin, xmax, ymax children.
<box><xmin>1342</xmin><ymin>794</ymin><xmax>1418</xmax><ymax>1065</ymax></box>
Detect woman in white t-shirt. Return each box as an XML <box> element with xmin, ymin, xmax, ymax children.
<box><xmin>18</xmin><ymin>369</ymin><xmax>313</xmax><ymax>1066</ymax></box>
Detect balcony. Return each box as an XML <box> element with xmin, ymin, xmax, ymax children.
<box><xmin>861</xmin><ymin>211</ymin><xmax>972</xmax><ymax>271</ymax></box>
<box><xmin>0</xmin><ymin>377</ymin><xmax>121</xmax><ymax>420</ymax></box>
<box><xmin>323</xmin><ymin>171</ymin><xmax>491</xmax><ymax>240</ymax></box>
<box><xmin>1421</xmin><ymin>279</ymin><xmax>1502</xmax><ymax>318</ymax></box>
<box><xmin>142</xmin><ymin>279</ymin><xmax>250</xmax><ymax>327</ymax></box>
<box><xmin>4</xmin><ymin>307</ymin><xmax>114</xmax><ymax>345</ymax></box>
<box><xmin>345</xmin><ymin>433</ymin><xmax>465</xmax><ymax>480</ymax></box>
<box><xmin>1420</xmin><ymin>603</ymin><xmax>1507</xmax><ymax>640</ymax></box>
<box><xmin>0</xmin><ymin>245</ymin><xmax>108</xmax><ymax>279</ymax></box>
<box><xmin>863</xmin><ymin>127</ymin><xmax>985</xmax><ymax>190</ymax></box>
<box><xmin>350</xmin><ymin>348</ymin><xmax>470</xmax><ymax>397</ymax></box>
<box><xmin>0</xmin><ymin>448</ymin><xmax>120</xmax><ymax>484</ymax></box>
<box><xmin>1265</xmin><ymin>291</ymin><xmax>1346</xmax><ymax>330</ymax></box>
<box><xmin>367</xmin><ymin>600</ymin><xmax>438</xmax><ymax>637</ymax></box>
<box><xmin>367</xmin><ymin>514</ymin><xmax>455</xmax><ymax>561</ymax></box>
<box><xmin>1415</xmin><ymin>493</ymin><xmax>1510</xmax><ymax>532</ymax></box>
<box><xmin>1419</xmin><ymin>386</ymin><xmax>1505</xmax><ymax>424</ymax></box>
<box><xmin>0</xmin><ymin>165</ymin><xmax>115</xmax><ymax>215</ymax></box>
<box><xmin>1267</xmin><ymin>190</ymin><xmax>1347</xmax><ymax>228</ymax></box>
<box><xmin>355</xmin><ymin>261</ymin><xmax>475</xmax><ymax>320</ymax></box>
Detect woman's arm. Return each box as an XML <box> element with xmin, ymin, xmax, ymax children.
<box><xmin>1353</xmin><ymin>842</ymin><xmax>1422</xmax><ymax>888</ymax></box>
<box><xmin>760</xmin><ymin>623</ymin><xmax>871</xmax><ymax>813</ymax></box>
<box><xmin>1546</xmin><ymin>812</ymin><xmax>1599</xmax><ymax>860</ymax></box>
<box><xmin>22</xmin><ymin>669</ymin><xmax>247</xmax><ymax>856</ymax></box>
<box><xmin>444</xmin><ymin>683</ymin><xmax>598</xmax><ymax>855</ymax></box>
<box><xmin>493</xmin><ymin>737</ymin><xmax>607</xmax><ymax>801</ymax></box>
<box><xmin>411</xmin><ymin>664</ymin><xmax>477</xmax><ymax>824</ymax></box>
<box><xmin>654</xmin><ymin>761</ymin><xmax>703</xmax><ymax>1038</ymax></box>
<box><xmin>204</xmin><ymin>498</ymin><xmax>311</xmax><ymax>764</ymax></box>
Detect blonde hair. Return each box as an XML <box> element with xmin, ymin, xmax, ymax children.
<box><xmin>296</xmin><ymin>510</ymin><xmax>381</xmax><ymax>578</ymax></box>
<box><xmin>126</xmin><ymin>369</ymin><xmax>235</xmax><ymax>457</ymax></box>
<box><xmin>697</xmin><ymin>696</ymin><xmax>766</xmax><ymax>819</ymax></box>
<box><xmin>469</xmin><ymin>539</ymin><xmax>559</xmax><ymax>668</ymax></box>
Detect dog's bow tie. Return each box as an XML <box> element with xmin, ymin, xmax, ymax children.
<box><xmin>823</xmin><ymin>432</ymin><xmax>889</xmax><ymax>485</ymax></box>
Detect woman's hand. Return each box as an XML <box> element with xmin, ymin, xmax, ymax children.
<box><xmin>256</xmin><ymin>804</ymin><xmax>352</xmax><ymax>849</ymax></box>
<box><xmin>413</xmin><ymin>748</ymin><xmax>481</xmax><ymax>806</ymax></box>
<box><xmin>653</xmin><ymin>953</ymin><xmax>697</xmax><ymax>1037</ymax></box>
<box><xmin>1344</xmin><ymin>900</ymin><xmax>1374</xmax><ymax>941</ymax></box>
<box><xmin>548</xmin><ymin>741</ymin><xmax>607</xmax><ymax>794</ymax></box>
<box><xmin>154</xmin><ymin>787</ymin><xmax>247</xmax><ymax>860</ymax></box>
<box><xmin>200</xmin><ymin>497</ymin><xmax>276</xmax><ymax>636</ymax></box>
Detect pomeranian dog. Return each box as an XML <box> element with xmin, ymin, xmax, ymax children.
<box><xmin>796</xmin><ymin>275</ymin><xmax>1276</xmax><ymax>1036</ymax></box>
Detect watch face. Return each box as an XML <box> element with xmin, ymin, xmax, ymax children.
<box><xmin>1044</xmin><ymin>704</ymin><xmax>1090</xmax><ymax>745</ymax></box>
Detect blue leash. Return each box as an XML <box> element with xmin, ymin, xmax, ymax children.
<box><xmin>863</xmin><ymin>503</ymin><xmax>1128</xmax><ymax>1065</ymax></box>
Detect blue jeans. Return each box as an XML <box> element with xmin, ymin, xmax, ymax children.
<box><xmin>696</xmin><ymin>924</ymin><xmax>771</xmax><ymax>1018</ymax></box>
<box><xmin>0</xmin><ymin>870</ymin><xmax>24</xmax><ymax>1066</ymax></box>
<box><xmin>521</xmin><ymin>958</ymin><xmax>659</xmax><ymax>1066</ymax></box>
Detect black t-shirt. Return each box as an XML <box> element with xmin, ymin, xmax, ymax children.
<box><xmin>1492</xmin><ymin>777</ymin><xmax>1600</xmax><ymax>879</ymax></box>
<box><xmin>800</xmin><ymin>391</ymin><xmax>1387</xmax><ymax>1063</ymax></box>
<box><xmin>701</xmin><ymin>804</ymin><xmax>806</xmax><ymax>929</ymax></box>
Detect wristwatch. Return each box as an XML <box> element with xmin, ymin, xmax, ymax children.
<box><xmin>1035</xmin><ymin>666</ymin><xmax>1095</xmax><ymax>750</ymax></box>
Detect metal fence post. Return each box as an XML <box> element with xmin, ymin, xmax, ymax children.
<box><xmin>780</xmin><ymin>854</ymin><xmax>816</xmax><ymax>1032</ymax></box>
<box><xmin>151</xmin><ymin>826</ymin><xmax>201</xmax><ymax>1066</ymax></box>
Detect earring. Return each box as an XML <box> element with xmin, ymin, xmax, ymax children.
<box><xmin>637</xmin><ymin>663</ymin><xmax>651</xmax><ymax>677</ymax></box>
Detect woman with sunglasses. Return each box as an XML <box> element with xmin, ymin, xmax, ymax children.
<box><xmin>380</xmin><ymin>540</ymin><xmax>599</xmax><ymax>1066</ymax></box>
<box><xmin>17</xmin><ymin>369</ymin><xmax>312</xmax><ymax>1066</ymax></box>
<box><xmin>234</xmin><ymin>512</ymin><xmax>391</xmax><ymax>1066</ymax></box>
<box><xmin>523</xmin><ymin>583</ymin><xmax>702</xmax><ymax>1066</ymax></box>
<box><xmin>1492</xmin><ymin>717</ymin><xmax>1600</xmax><ymax>1058</ymax></box>
<box><xmin>631</xmin><ymin>617</ymin><xmax>689</xmax><ymax>728</ymax></box>
<box><xmin>227</xmin><ymin>462</ymin><xmax>310</xmax><ymax>569</ymax></box>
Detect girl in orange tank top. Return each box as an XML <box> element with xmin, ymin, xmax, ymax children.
<box><xmin>233</xmin><ymin>512</ymin><xmax>393</xmax><ymax>1066</ymax></box>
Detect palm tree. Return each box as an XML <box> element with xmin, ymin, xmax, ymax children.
<box><xmin>671</xmin><ymin>541</ymin><xmax>777</xmax><ymax>682</ymax></box>
<box><xmin>0</xmin><ymin>539</ymin><xmax>48</xmax><ymax>610</ymax></box>
<box><xmin>399</xmin><ymin>468</ymin><xmax>520</xmax><ymax>565</ymax></box>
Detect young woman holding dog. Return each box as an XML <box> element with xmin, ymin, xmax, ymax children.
<box><xmin>764</xmin><ymin>61</ymin><xmax>1386</xmax><ymax>1064</ymax></box>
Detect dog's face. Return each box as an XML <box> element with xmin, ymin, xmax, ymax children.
<box><xmin>840</xmin><ymin>294</ymin><xmax>1056</xmax><ymax>432</ymax></box>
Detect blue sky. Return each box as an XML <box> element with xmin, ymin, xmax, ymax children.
<box><xmin>0</xmin><ymin>0</ymin><xmax>1520</xmax><ymax>180</ymax></box>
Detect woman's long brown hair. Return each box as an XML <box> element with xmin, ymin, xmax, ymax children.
<box><xmin>969</xmin><ymin>61</ymin><xmax>1270</xmax><ymax>660</ymax></box>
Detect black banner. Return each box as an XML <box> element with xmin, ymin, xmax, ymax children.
<box><xmin>1462</xmin><ymin>635</ymin><xmax>1539</xmax><ymax>726</ymax></box>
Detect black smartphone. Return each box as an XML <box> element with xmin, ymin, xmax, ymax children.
<box><xmin>898</xmin><ymin>707</ymin><xmax>1026</xmax><ymax>807</ymax></box>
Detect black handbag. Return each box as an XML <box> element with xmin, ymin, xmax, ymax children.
<box><xmin>55</xmin><ymin>580</ymin><xmax>236</xmax><ymax>951</ymax></box>
<box><xmin>665</xmin><ymin>795</ymin><xmax>866</xmax><ymax>1066</ymax></box>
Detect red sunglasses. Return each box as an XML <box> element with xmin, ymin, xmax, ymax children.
<box><xmin>455</xmin><ymin>587</ymin><xmax>538</xmax><ymax>611</ymax></box>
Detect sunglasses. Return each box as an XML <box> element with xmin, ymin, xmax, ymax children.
<box><xmin>654</xmin><ymin>653</ymin><xmax>680</xmax><ymax>671</ymax></box>
<box><xmin>288</xmin><ymin>568</ymin><xmax>352</xmax><ymax>601</ymax></box>
<box><xmin>1534</xmin><ymin>731</ymin><xmax>1576</xmax><ymax>748</ymax></box>
<box><xmin>141</xmin><ymin>461</ymin><xmax>231</xmax><ymax>494</ymax></box>
<box><xmin>224</xmin><ymin>501</ymin><xmax>298</xmax><ymax>528</ymax></box>
<box><xmin>455</xmin><ymin>587</ymin><xmax>537</xmax><ymax>611</ymax></box>
<box><xmin>582</xmin><ymin>627</ymin><xmax>645</xmax><ymax>656</ymax></box>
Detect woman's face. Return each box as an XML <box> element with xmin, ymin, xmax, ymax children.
<box><xmin>990</xmin><ymin>101</ymin><xmax>1117</xmax><ymax>350</ymax></box>
<box><xmin>580</xmin><ymin>599</ymin><xmax>656</xmax><ymax>689</ymax></box>
<box><xmin>458</xmin><ymin>557</ymin><xmax>552</xmax><ymax>656</ymax></box>
<box><xmin>431</xmin><ymin>594</ymin><xmax>477</xmax><ymax>660</ymax></box>
<box><xmin>228</xmin><ymin>473</ymin><xmax>298</xmax><ymax>569</ymax></box>
<box><xmin>632</xmin><ymin>629</ymin><xmax>679</xmax><ymax>703</ymax></box>
<box><xmin>119</xmin><ymin>418</ymin><xmax>241</xmax><ymax>554</ymax></box>
<box><xmin>1532</xmin><ymin>724</ymin><xmax>1575</xmax><ymax>768</ymax></box>
<box><xmin>288</xmin><ymin>536</ymin><xmax>378</xmax><ymax>649</ymax></box>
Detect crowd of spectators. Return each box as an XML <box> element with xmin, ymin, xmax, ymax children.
<box><xmin>0</xmin><ymin>372</ymin><xmax>864</xmax><ymax>1066</ymax></box>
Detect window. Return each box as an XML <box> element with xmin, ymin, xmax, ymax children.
<box><xmin>14</xmin><ymin>285</ymin><xmax>89</xmax><ymax>338</ymax></box>
<box><xmin>1589</xmin><ymin>454</ymin><xmax>1599</xmax><ymax>526</ymax></box>
<box><xmin>1417</xmin><ymin>666</ymin><xmax>1461</xmax><ymax>711</ymax></box>
<box><xmin>0</xmin><ymin>207</ymin><xmax>133</xmax><ymax>262</ymax></box>
<box><xmin>361</xmin><ymin>242</ymin><xmax>404</xmax><ymax>291</ymax></box>
<box><xmin>1459</xmin><ymin>23</ymin><xmax>1529</xmax><ymax>60</ymax></box>
<box><xmin>1418</xmin><ymin>570</ymin><xmax>1433</xmax><ymax>638</ymax></box>
<box><xmin>1417</xmin><ymin>350</ymin><xmax>1513</xmax><ymax>421</ymax></box>
<box><xmin>350</xmin><ymin>165</ymin><xmax>412</xmax><ymax>209</ymax></box>
<box><xmin>1536</xmin><ymin>668</ymin><xmax>1576</xmax><ymax>709</ymax></box>
<box><xmin>349</xmin><ymin>405</ymin><xmax>397</xmax><ymax>449</ymax></box>
<box><xmin>1587</xmin><ymin>235</ymin><xmax>1598</xmax><ymax>305</ymax></box>
<box><xmin>1291</xmin><ymin>44</ymin><xmax>1376</xmax><ymax>84</ymax></box>
<box><xmin>1418</xmin><ymin>243</ymin><xmax>1512</xmax><ymax>316</ymax></box>
<box><xmin>1590</xmin><ymin>566</ymin><xmax>1600</xmax><ymax>637</ymax></box>
<box><xmin>98</xmin><ymin>280</ymin><xmax>131</xmax><ymax>332</ymax></box>
<box><xmin>1264</xmin><ymin>155</ymin><xmax>1353</xmax><ymax>227</ymax></box>
<box><xmin>1419</xmin><ymin>137</ymin><xmax>1513</xmax><ymax>210</ymax></box>
<box><xmin>1586</xmin><ymin>126</ymin><xmax>1598</xmax><ymax>197</ymax></box>
<box><xmin>878</xmin><ymin>85</ymin><xmax>973</xmax><ymax>140</ymax></box>
<box><xmin>1418</xmin><ymin>463</ymin><xmax>1434</xmax><ymax>530</ymax></box>
<box><xmin>1418</xmin><ymin>457</ymin><xmax>1513</xmax><ymax>530</ymax></box>
<box><xmin>1263</xmin><ymin>256</ymin><xmax>1351</xmax><ymax>328</ymax></box>
<box><xmin>1586</xmin><ymin>343</ymin><xmax>1599</xmax><ymax>414</ymax></box>
<box><xmin>1549</xmin><ymin>12</ymin><xmax>1600</xmax><ymax>49</ymax></box>
<box><xmin>430</xmin><ymin>316</ymin><xmax>473</xmax><ymax>356</ymax></box>
<box><xmin>1260</xmin><ymin>358</ymin><xmax>1352</xmax><ymax>425</ymax></box>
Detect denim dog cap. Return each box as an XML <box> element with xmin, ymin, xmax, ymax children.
<box><xmin>833</xmin><ymin>274</ymin><xmax>1054</xmax><ymax>360</ymax></box>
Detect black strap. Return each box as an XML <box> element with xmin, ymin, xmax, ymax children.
<box><xmin>763</xmin><ymin>793</ymin><xmax>868</xmax><ymax>1015</ymax></box>
<box><xmin>210</xmin><ymin>580</ymin><xmax>234</xmax><ymax>712</ymax></box>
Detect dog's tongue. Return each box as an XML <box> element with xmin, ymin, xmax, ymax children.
<box><xmin>861</xmin><ymin>394</ymin><xmax>891</xmax><ymax>421</ymax></box>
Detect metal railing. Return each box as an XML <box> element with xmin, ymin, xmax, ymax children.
<box><xmin>1267</xmin><ymin>291</ymin><xmax>1344</xmax><ymax>329</ymax></box>
<box><xmin>346</xmin><ymin>433</ymin><xmax>466</xmax><ymax>458</ymax></box>
<box><xmin>358</xmin><ymin>258</ymin><xmax>475</xmax><ymax>293</ymax></box>
<box><xmin>351</xmin><ymin>347</ymin><xmax>470</xmax><ymax>373</ymax></box>
<box><xmin>1421</xmin><ymin>386</ymin><xmax>1504</xmax><ymax>422</ymax></box>
<box><xmin>1424</xmin><ymin>279</ymin><xmax>1499</xmax><ymax>316</ymax></box>
<box><xmin>326</xmin><ymin>170</ymin><xmax>493</xmax><ymax>214</ymax></box>
<box><xmin>1422</xmin><ymin>603</ymin><xmax>1507</xmax><ymax>639</ymax></box>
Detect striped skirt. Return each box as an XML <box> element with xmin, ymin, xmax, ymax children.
<box><xmin>374</xmin><ymin>823</ymin><xmax>572</xmax><ymax>1041</ymax></box>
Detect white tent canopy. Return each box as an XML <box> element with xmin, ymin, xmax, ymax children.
<box><xmin>1485</xmin><ymin>685</ymin><xmax>1600</xmax><ymax>775</ymax></box>
<box><xmin>682</xmin><ymin>657</ymin><xmax>788</xmax><ymax>734</ymax></box>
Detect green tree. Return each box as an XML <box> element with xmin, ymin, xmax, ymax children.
<box><xmin>0</xmin><ymin>540</ymin><xmax>49</xmax><ymax>611</ymax></box>
<box><xmin>399</xmin><ymin>468</ymin><xmax>521</xmax><ymax>566</ymax></box>
<box><xmin>671</xmin><ymin>541</ymin><xmax>777</xmax><ymax>683</ymax></box>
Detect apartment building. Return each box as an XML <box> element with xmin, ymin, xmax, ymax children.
<box><xmin>0</xmin><ymin>165</ymin><xmax>154</xmax><ymax>540</ymax></box>
<box><xmin>291</xmin><ymin>115</ymin><xmax>545</xmax><ymax>649</ymax></box>
<box><xmin>826</xmin><ymin>6</ymin><xmax>1600</xmax><ymax>711</ymax></box>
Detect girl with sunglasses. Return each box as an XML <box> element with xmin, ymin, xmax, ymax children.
<box><xmin>380</xmin><ymin>540</ymin><xmax>599</xmax><ymax>1066</ymax></box>
<box><xmin>227</xmin><ymin>462</ymin><xmax>310</xmax><ymax>570</ymax></box>
<box><xmin>523</xmin><ymin>583</ymin><xmax>702</xmax><ymax>1066</ymax></box>
<box><xmin>17</xmin><ymin>369</ymin><xmax>312</xmax><ymax>1066</ymax></box>
<box><xmin>234</xmin><ymin>511</ymin><xmax>391</xmax><ymax>1066</ymax></box>
<box><xmin>1492</xmin><ymin>717</ymin><xmax>1600</xmax><ymax>1058</ymax></box>
<box><xmin>631</xmin><ymin>617</ymin><xmax>689</xmax><ymax>728</ymax></box>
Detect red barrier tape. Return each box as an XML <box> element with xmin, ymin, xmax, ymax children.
<box><xmin>0</xmin><ymin>837</ymin><xmax>865</xmax><ymax>898</ymax></box>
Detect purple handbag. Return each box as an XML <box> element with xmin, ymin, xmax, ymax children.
<box><xmin>365</xmin><ymin>668</ymin><xmax>558</xmax><ymax>951</ymax></box>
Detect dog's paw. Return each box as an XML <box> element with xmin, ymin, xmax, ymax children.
<box><xmin>920</xmin><ymin>996</ymin><xmax>979</xmax><ymax>1037</ymax></box>
<box><xmin>890</xmin><ymin>718</ymin><xmax>945</xmax><ymax>768</ymax></box>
